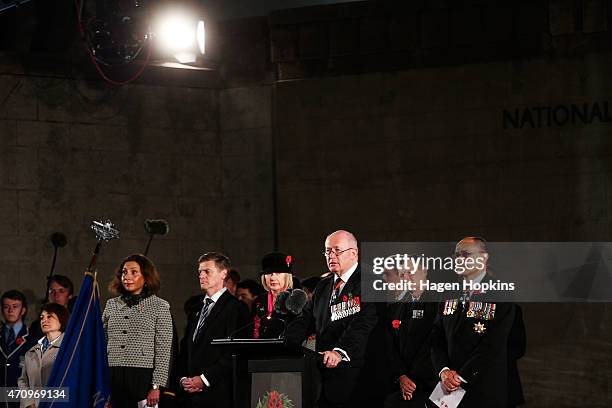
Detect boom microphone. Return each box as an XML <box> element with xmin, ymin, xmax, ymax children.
<box><xmin>144</xmin><ymin>219</ymin><xmax>169</xmax><ymax>256</ymax></box>
<box><xmin>45</xmin><ymin>232</ymin><xmax>68</xmax><ymax>302</ymax></box>
<box><xmin>144</xmin><ymin>219</ymin><xmax>170</xmax><ymax>235</ymax></box>
<box><xmin>50</xmin><ymin>232</ymin><xmax>67</xmax><ymax>248</ymax></box>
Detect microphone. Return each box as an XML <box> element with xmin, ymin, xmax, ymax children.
<box><xmin>46</xmin><ymin>232</ymin><xmax>68</xmax><ymax>301</ymax></box>
<box><xmin>227</xmin><ymin>292</ymin><xmax>294</xmax><ymax>340</ymax></box>
<box><xmin>145</xmin><ymin>219</ymin><xmax>170</xmax><ymax>235</ymax></box>
<box><xmin>285</xmin><ymin>289</ymin><xmax>308</xmax><ymax>315</ymax></box>
<box><xmin>274</xmin><ymin>289</ymin><xmax>308</xmax><ymax>339</ymax></box>
<box><xmin>50</xmin><ymin>232</ymin><xmax>67</xmax><ymax>248</ymax></box>
<box><xmin>144</xmin><ymin>219</ymin><xmax>170</xmax><ymax>256</ymax></box>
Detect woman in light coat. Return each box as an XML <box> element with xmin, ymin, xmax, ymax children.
<box><xmin>18</xmin><ymin>303</ymin><xmax>70</xmax><ymax>408</ymax></box>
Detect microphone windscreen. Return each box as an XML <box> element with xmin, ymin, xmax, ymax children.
<box><xmin>50</xmin><ymin>232</ymin><xmax>67</xmax><ymax>248</ymax></box>
<box><xmin>274</xmin><ymin>291</ymin><xmax>290</xmax><ymax>314</ymax></box>
<box><xmin>286</xmin><ymin>289</ymin><xmax>308</xmax><ymax>315</ymax></box>
<box><xmin>145</xmin><ymin>219</ymin><xmax>170</xmax><ymax>235</ymax></box>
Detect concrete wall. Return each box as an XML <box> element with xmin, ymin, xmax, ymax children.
<box><xmin>0</xmin><ymin>64</ymin><xmax>223</xmax><ymax>332</ymax></box>
<box><xmin>273</xmin><ymin>53</ymin><xmax>612</xmax><ymax>407</ymax></box>
<box><xmin>220</xmin><ymin>85</ymin><xmax>275</xmax><ymax>275</ymax></box>
<box><xmin>0</xmin><ymin>55</ymin><xmax>277</xmax><ymax>332</ymax></box>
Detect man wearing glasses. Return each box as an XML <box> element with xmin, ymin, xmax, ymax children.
<box><xmin>430</xmin><ymin>237</ymin><xmax>516</xmax><ymax>408</ymax></box>
<box><xmin>287</xmin><ymin>230</ymin><xmax>377</xmax><ymax>408</ymax></box>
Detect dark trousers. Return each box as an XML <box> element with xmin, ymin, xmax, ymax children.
<box><xmin>110</xmin><ymin>366</ymin><xmax>153</xmax><ymax>408</ymax></box>
<box><xmin>318</xmin><ymin>365</ymin><xmax>362</xmax><ymax>408</ymax></box>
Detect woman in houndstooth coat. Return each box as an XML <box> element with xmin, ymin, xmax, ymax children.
<box><xmin>103</xmin><ymin>254</ymin><xmax>173</xmax><ymax>408</ymax></box>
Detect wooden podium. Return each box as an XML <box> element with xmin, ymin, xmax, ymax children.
<box><xmin>211</xmin><ymin>338</ymin><xmax>318</xmax><ymax>408</ymax></box>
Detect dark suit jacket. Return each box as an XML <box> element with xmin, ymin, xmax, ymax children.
<box><xmin>178</xmin><ymin>290</ymin><xmax>250</xmax><ymax>408</ymax></box>
<box><xmin>431</xmin><ymin>283</ymin><xmax>515</xmax><ymax>408</ymax></box>
<box><xmin>386</xmin><ymin>293</ymin><xmax>438</xmax><ymax>392</ymax></box>
<box><xmin>0</xmin><ymin>322</ymin><xmax>37</xmax><ymax>389</ymax></box>
<box><xmin>287</xmin><ymin>266</ymin><xmax>378</xmax><ymax>367</ymax></box>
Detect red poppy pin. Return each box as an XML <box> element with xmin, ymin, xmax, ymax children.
<box><xmin>15</xmin><ymin>337</ymin><xmax>25</xmax><ymax>345</ymax></box>
<box><xmin>342</xmin><ymin>295</ymin><xmax>348</xmax><ymax>302</ymax></box>
<box><xmin>392</xmin><ymin>320</ymin><xmax>401</xmax><ymax>329</ymax></box>
<box><xmin>286</xmin><ymin>255</ymin><xmax>292</xmax><ymax>267</ymax></box>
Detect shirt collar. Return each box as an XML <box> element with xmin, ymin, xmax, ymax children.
<box><xmin>5</xmin><ymin>321</ymin><xmax>23</xmax><ymax>337</ymax></box>
<box><xmin>336</xmin><ymin>262</ymin><xmax>358</xmax><ymax>284</ymax></box>
<box><xmin>206</xmin><ymin>287</ymin><xmax>227</xmax><ymax>303</ymax></box>
<box><xmin>37</xmin><ymin>332</ymin><xmax>62</xmax><ymax>345</ymax></box>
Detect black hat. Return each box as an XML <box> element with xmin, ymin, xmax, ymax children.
<box><xmin>261</xmin><ymin>252</ymin><xmax>293</xmax><ymax>275</ymax></box>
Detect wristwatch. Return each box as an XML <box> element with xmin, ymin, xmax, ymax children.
<box><xmin>152</xmin><ymin>384</ymin><xmax>160</xmax><ymax>390</ymax></box>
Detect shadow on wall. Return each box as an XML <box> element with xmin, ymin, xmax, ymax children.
<box><xmin>521</xmin><ymin>303</ymin><xmax>612</xmax><ymax>407</ymax></box>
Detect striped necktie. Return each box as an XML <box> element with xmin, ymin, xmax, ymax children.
<box><xmin>193</xmin><ymin>298</ymin><xmax>214</xmax><ymax>341</ymax></box>
<box><xmin>330</xmin><ymin>278</ymin><xmax>344</xmax><ymax>304</ymax></box>
<box><xmin>5</xmin><ymin>328</ymin><xmax>15</xmax><ymax>351</ymax></box>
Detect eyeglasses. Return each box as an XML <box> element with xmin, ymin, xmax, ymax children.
<box><xmin>48</xmin><ymin>288</ymin><xmax>68</xmax><ymax>294</ymax></box>
<box><xmin>323</xmin><ymin>248</ymin><xmax>355</xmax><ymax>258</ymax></box>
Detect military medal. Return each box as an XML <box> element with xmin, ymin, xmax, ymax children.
<box><xmin>467</xmin><ymin>301</ymin><xmax>482</xmax><ymax>318</ymax></box>
<box><xmin>443</xmin><ymin>299</ymin><xmax>457</xmax><ymax>315</ymax></box>
<box><xmin>466</xmin><ymin>302</ymin><xmax>474</xmax><ymax>318</ymax></box>
<box><xmin>330</xmin><ymin>294</ymin><xmax>361</xmax><ymax>321</ymax></box>
<box><xmin>474</xmin><ymin>322</ymin><xmax>486</xmax><ymax>334</ymax></box>
<box><xmin>475</xmin><ymin>302</ymin><xmax>483</xmax><ymax>318</ymax></box>
<box><xmin>486</xmin><ymin>303</ymin><xmax>496</xmax><ymax>320</ymax></box>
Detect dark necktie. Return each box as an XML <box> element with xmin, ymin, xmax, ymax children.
<box><xmin>41</xmin><ymin>337</ymin><xmax>51</xmax><ymax>354</ymax></box>
<box><xmin>193</xmin><ymin>298</ymin><xmax>214</xmax><ymax>341</ymax></box>
<box><xmin>6</xmin><ymin>328</ymin><xmax>15</xmax><ymax>351</ymax></box>
<box><xmin>330</xmin><ymin>278</ymin><xmax>344</xmax><ymax>304</ymax></box>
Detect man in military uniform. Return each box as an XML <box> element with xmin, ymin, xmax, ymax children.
<box><xmin>384</xmin><ymin>258</ymin><xmax>438</xmax><ymax>407</ymax></box>
<box><xmin>431</xmin><ymin>237</ymin><xmax>516</xmax><ymax>408</ymax></box>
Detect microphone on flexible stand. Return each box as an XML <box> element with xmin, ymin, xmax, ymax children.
<box><xmin>44</xmin><ymin>232</ymin><xmax>68</xmax><ymax>302</ymax></box>
<box><xmin>226</xmin><ymin>292</ymin><xmax>293</xmax><ymax>340</ymax></box>
<box><xmin>276</xmin><ymin>289</ymin><xmax>308</xmax><ymax>339</ymax></box>
<box><xmin>143</xmin><ymin>219</ymin><xmax>169</xmax><ymax>256</ymax></box>
<box><xmin>226</xmin><ymin>289</ymin><xmax>310</xmax><ymax>340</ymax></box>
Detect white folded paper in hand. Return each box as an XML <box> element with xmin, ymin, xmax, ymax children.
<box><xmin>429</xmin><ymin>381</ymin><xmax>466</xmax><ymax>408</ymax></box>
<box><xmin>137</xmin><ymin>399</ymin><xmax>158</xmax><ymax>408</ymax></box>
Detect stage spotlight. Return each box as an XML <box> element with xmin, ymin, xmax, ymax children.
<box><xmin>154</xmin><ymin>11</ymin><xmax>205</xmax><ymax>64</ymax></box>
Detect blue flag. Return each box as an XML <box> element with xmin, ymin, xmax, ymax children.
<box><xmin>41</xmin><ymin>271</ymin><xmax>111</xmax><ymax>408</ymax></box>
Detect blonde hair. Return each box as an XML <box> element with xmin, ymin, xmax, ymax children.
<box><xmin>260</xmin><ymin>273</ymin><xmax>293</xmax><ymax>292</ymax></box>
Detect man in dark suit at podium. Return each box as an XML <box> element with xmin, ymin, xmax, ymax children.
<box><xmin>177</xmin><ymin>252</ymin><xmax>251</xmax><ymax>408</ymax></box>
<box><xmin>287</xmin><ymin>230</ymin><xmax>378</xmax><ymax>408</ymax></box>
